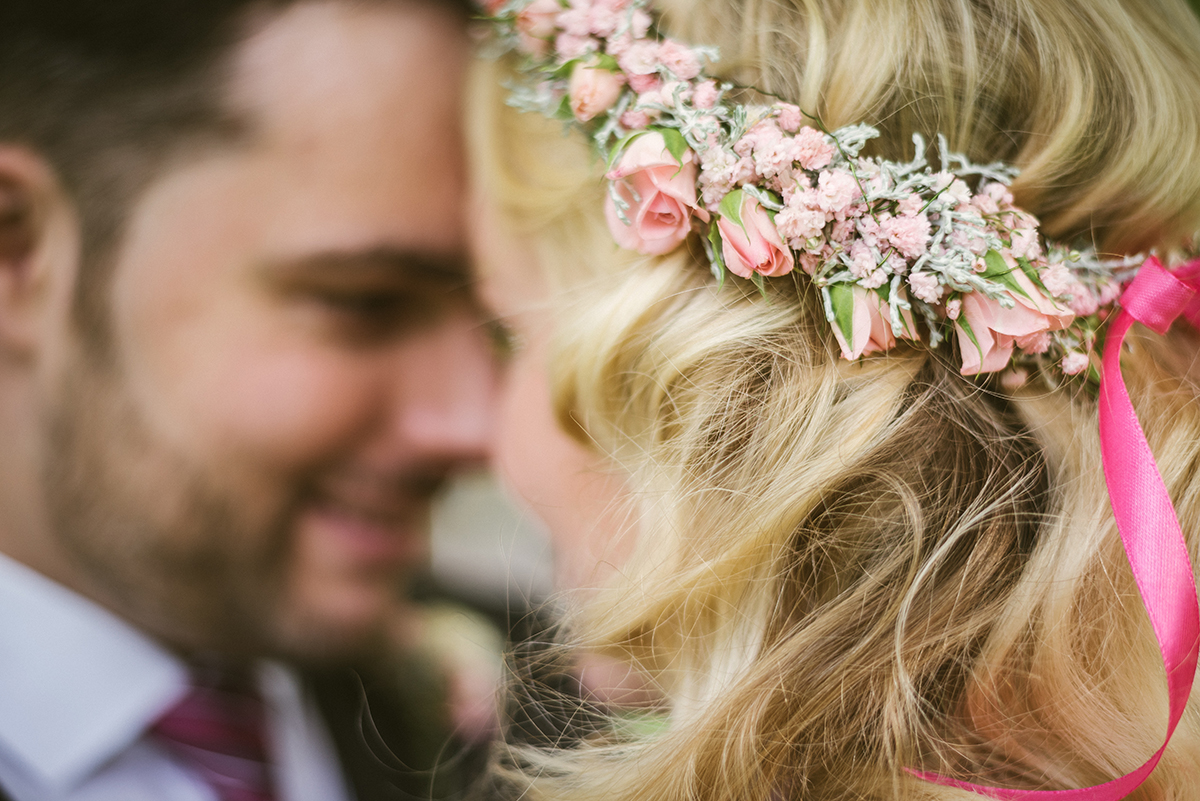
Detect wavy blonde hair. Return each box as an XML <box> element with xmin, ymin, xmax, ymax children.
<box><xmin>467</xmin><ymin>0</ymin><xmax>1200</xmax><ymax>798</ymax></box>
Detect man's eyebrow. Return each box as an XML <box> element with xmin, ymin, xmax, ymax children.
<box><xmin>266</xmin><ymin>247</ymin><xmax>472</xmax><ymax>289</ymax></box>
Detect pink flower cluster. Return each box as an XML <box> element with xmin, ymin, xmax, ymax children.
<box><xmin>504</xmin><ymin>0</ymin><xmax>713</xmax><ymax>127</ymax></box>
<box><xmin>608</xmin><ymin>114</ymin><xmax>1107</xmax><ymax>375</ymax></box>
<box><xmin>490</xmin><ymin>0</ymin><xmax>1129</xmax><ymax>382</ymax></box>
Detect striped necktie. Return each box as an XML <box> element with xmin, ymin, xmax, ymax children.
<box><xmin>151</xmin><ymin>668</ymin><xmax>278</xmax><ymax>801</ymax></box>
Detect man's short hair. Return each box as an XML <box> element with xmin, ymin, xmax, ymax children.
<box><xmin>0</xmin><ymin>0</ymin><xmax>467</xmax><ymax>347</ymax></box>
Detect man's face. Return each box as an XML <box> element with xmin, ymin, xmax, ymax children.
<box><xmin>38</xmin><ymin>1</ymin><xmax>493</xmax><ymax>660</ymax></box>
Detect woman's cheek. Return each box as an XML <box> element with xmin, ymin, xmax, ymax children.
<box><xmin>494</xmin><ymin>344</ymin><xmax>631</xmax><ymax>588</ymax></box>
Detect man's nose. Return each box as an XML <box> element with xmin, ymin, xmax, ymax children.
<box><xmin>377</xmin><ymin>306</ymin><xmax>497</xmax><ymax>468</ymax></box>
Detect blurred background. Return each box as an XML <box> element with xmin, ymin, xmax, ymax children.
<box><xmin>396</xmin><ymin>472</ymin><xmax>554</xmax><ymax>744</ymax></box>
<box><xmin>430</xmin><ymin>471</ymin><xmax>553</xmax><ymax>620</ymax></box>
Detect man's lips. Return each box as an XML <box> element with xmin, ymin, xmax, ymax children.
<box><xmin>298</xmin><ymin>467</ymin><xmax>448</xmax><ymax>569</ymax></box>
<box><xmin>303</xmin><ymin>496</ymin><xmax>428</xmax><ymax>567</ymax></box>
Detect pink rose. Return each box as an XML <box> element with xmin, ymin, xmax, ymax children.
<box><xmin>516</xmin><ymin>0</ymin><xmax>562</xmax><ymax>40</ymax></box>
<box><xmin>569</xmin><ymin>64</ymin><xmax>624</xmax><ymax>121</ymax></box>
<box><xmin>1005</xmin><ymin>258</ymin><xmax>1075</xmax><ymax>323</ymax></box>
<box><xmin>717</xmin><ymin>192</ymin><xmax>795</xmax><ymax>278</ymax></box>
<box><xmin>956</xmin><ymin>265</ymin><xmax>1074</xmax><ymax>375</ymax></box>
<box><xmin>605</xmin><ymin>131</ymin><xmax>709</xmax><ymax>255</ymax></box>
<box><xmin>831</xmin><ymin>287</ymin><xmax>917</xmax><ymax>360</ymax></box>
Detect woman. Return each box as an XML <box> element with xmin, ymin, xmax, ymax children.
<box><xmin>468</xmin><ymin>0</ymin><xmax>1200</xmax><ymax>798</ymax></box>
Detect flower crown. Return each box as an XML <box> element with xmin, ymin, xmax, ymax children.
<box><xmin>480</xmin><ymin>0</ymin><xmax>1152</xmax><ymax>382</ymax></box>
<box><xmin>479</xmin><ymin>5</ymin><xmax>1200</xmax><ymax>800</ymax></box>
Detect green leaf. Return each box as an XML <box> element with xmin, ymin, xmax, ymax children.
<box><xmin>1016</xmin><ymin>256</ymin><xmax>1052</xmax><ymax>296</ymax></box>
<box><xmin>654</xmin><ymin>127</ymin><xmax>689</xmax><ymax>167</ymax></box>
<box><xmin>719</xmin><ymin>189</ymin><xmax>745</xmax><ymax>230</ymax></box>
<box><xmin>981</xmin><ymin>249</ymin><xmax>1032</xmax><ymax>301</ymax></box>
<box><xmin>956</xmin><ymin>310</ymin><xmax>985</xmax><ymax>368</ymax></box>
<box><xmin>554</xmin><ymin>94</ymin><xmax>574</xmax><ymax>122</ymax></box>
<box><xmin>708</xmin><ymin>222</ymin><xmax>727</xmax><ymax>290</ymax></box>
<box><xmin>547</xmin><ymin>58</ymin><xmax>581</xmax><ymax>81</ymax></box>
<box><xmin>829</xmin><ymin>283</ymin><xmax>857</xmax><ymax>350</ymax></box>
<box><xmin>981</xmin><ymin>249</ymin><xmax>1009</xmax><ymax>279</ymax></box>
<box><xmin>751</xmin><ymin>271</ymin><xmax>767</xmax><ymax>298</ymax></box>
<box><xmin>595</xmin><ymin>53</ymin><xmax>621</xmax><ymax>72</ymax></box>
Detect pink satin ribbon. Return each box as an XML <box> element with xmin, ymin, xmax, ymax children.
<box><xmin>914</xmin><ymin>256</ymin><xmax>1200</xmax><ymax>799</ymax></box>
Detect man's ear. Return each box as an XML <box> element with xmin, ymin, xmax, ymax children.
<box><xmin>0</xmin><ymin>146</ymin><xmax>76</xmax><ymax>360</ymax></box>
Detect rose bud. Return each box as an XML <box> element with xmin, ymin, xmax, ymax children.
<box><xmin>605</xmin><ymin>131</ymin><xmax>709</xmax><ymax>255</ymax></box>
<box><xmin>569</xmin><ymin>63</ymin><xmax>625</xmax><ymax>122</ymax></box>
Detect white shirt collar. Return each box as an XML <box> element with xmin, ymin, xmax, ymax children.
<box><xmin>0</xmin><ymin>552</ymin><xmax>189</xmax><ymax>794</ymax></box>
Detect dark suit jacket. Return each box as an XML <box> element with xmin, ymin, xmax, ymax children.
<box><xmin>307</xmin><ymin>664</ymin><xmax>486</xmax><ymax>801</ymax></box>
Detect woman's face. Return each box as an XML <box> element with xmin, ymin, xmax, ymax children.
<box><xmin>470</xmin><ymin>197</ymin><xmax>632</xmax><ymax>589</ymax></box>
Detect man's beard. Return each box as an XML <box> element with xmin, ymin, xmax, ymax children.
<box><xmin>37</xmin><ymin>345</ymin><xmax>386</xmax><ymax>663</ymax></box>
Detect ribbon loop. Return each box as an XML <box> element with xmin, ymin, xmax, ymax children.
<box><xmin>1119</xmin><ymin>257</ymin><xmax>1198</xmax><ymax>334</ymax></box>
<box><xmin>914</xmin><ymin>256</ymin><xmax>1200</xmax><ymax>800</ymax></box>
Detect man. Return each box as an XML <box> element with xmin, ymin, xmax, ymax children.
<box><xmin>0</xmin><ymin>1</ymin><xmax>494</xmax><ymax>799</ymax></box>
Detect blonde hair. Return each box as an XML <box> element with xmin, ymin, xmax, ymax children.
<box><xmin>467</xmin><ymin>0</ymin><xmax>1200</xmax><ymax>798</ymax></box>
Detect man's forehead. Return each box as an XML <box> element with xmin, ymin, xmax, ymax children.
<box><xmin>228</xmin><ymin>1</ymin><xmax>467</xmax><ymax>142</ymax></box>
<box><xmin>189</xmin><ymin>0</ymin><xmax>471</xmax><ymax>266</ymax></box>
